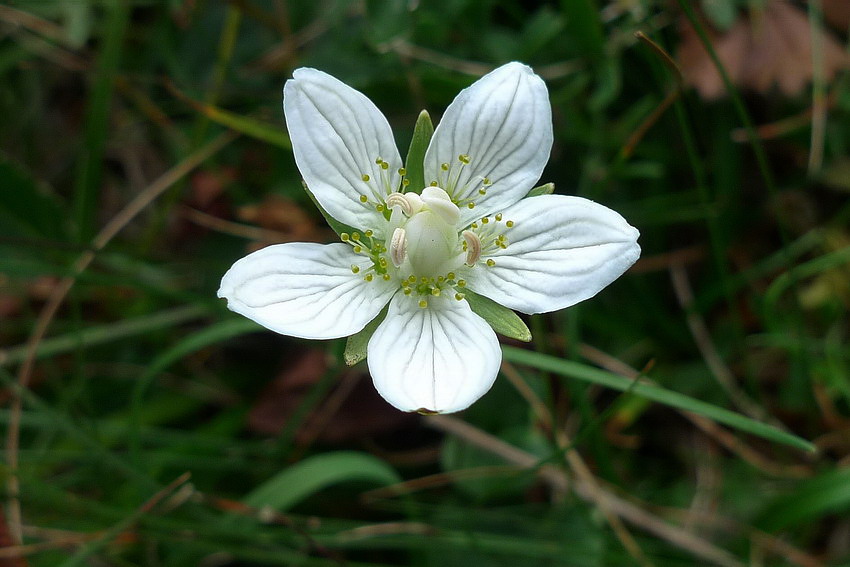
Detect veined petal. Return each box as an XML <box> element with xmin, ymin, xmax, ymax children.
<box><xmin>284</xmin><ymin>68</ymin><xmax>402</xmax><ymax>236</ymax></box>
<box><xmin>424</xmin><ymin>62</ymin><xmax>553</xmax><ymax>226</ymax></box>
<box><xmin>465</xmin><ymin>195</ymin><xmax>640</xmax><ymax>314</ymax></box>
<box><xmin>367</xmin><ymin>293</ymin><xmax>501</xmax><ymax>413</ymax></box>
<box><xmin>218</xmin><ymin>242</ymin><xmax>396</xmax><ymax>339</ymax></box>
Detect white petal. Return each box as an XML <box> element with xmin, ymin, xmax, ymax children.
<box><xmin>367</xmin><ymin>293</ymin><xmax>501</xmax><ymax>413</ymax></box>
<box><xmin>423</xmin><ymin>62</ymin><xmax>553</xmax><ymax>226</ymax></box>
<box><xmin>218</xmin><ymin>242</ymin><xmax>396</xmax><ymax>339</ymax></box>
<box><xmin>465</xmin><ymin>195</ymin><xmax>640</xmax><ymax>314</ymax></box>
<box><xmin>283</xmin><ymin>68</ymin><xmax>402</xmax><ymax>236</ymax></box>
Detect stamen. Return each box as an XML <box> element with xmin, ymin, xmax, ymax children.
<box><xmin>386</xmin><ymin>192</ymin><xmax>423</xmax><ymax>216</ymax></box>
<box><xmin>390</xmin><ymin>227</ymin><xmax>407</xmax><ymax>267</ymax></box>
<box><xmin>463</xmin><ymin>230</ymin><xmax>481</xmax><ymax>266</ymax></box>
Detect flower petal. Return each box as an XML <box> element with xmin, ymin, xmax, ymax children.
<box><xmin>465</xmin><ymin>195</ymin><xmax>640</xmax><ymax>314</ymax></box>
<box><xmin>424</xmin><ymin>62</ymin><xmax>553</xmax><ymax>226</ymax></box>
<box><xmin>283</xmin><ymin>68</ymin><xmax>402</xmax><ymax>236</ymax></box>
<box><xmin>367</xmin><ymin>293</ymin><xmax>501</xmax><ymax>413</ymax></box>
<box><xmin>218</xmin><ymin>242</ymin><xmax>396</xmax><ymax>339</ymax></box>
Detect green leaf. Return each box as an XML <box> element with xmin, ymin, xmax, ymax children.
<box><xmin>189</xmin><ymin>101</ymin><xmax>291</xmax><ymax>149</ymax></box>
<box><xmin>344</xmin><ymin>308</ymin><xmax>387</xmax><ymax>366</ymax></box>
<box><xmin>0</xmin><ymin>156</ymin><xmax>66</xmax><ymax>239</ymax></box>
<box><xmin>302</xmin><ymin>180</ymin><xmax>360</xmax><ymax>237</ymax></box>
<box><xmin>0</xmin><ymin>306</ymin><xmax>207</xmax><ymax>368</ymax></box>
<box><xmin>525</xmin><ymin>182</ymin><xmax>555</xmax><ymax>198</ymax></box>
<box><xmin>700</xmin><ymin>0</ymin><xmax>738</xmax><ymax>31</ymax></box>
<box><xmin>405</xmin><ymin>110</ymin><xmax>434</xmax><ymax>192</ymax></box>
<box><xmin>502</xmin><ymin>346</ymin><xmax>815</xmax><ymax>452</ymax></box>
<box><xmin>243</xmin><ymin>451</ymin><xmax>401</xmax><ymax>512</ymax></box>
<box><xmin>464</xmin><ymin>290</ymin><xmax>531</xmax><ymax>342</ymax></box>
<box><xmin>756</xmin><ymin>468</ymin><xmax>850</xmax><ymax>531</ymax></box>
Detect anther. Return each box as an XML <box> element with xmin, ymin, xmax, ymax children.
<box><xmin>458</xmin><ymin>154</ymin><xmax>470</xmax><ymax>164</ymax></box>
<box><xmin>364</xmin><ymin>274</ymin><xmax>373</xmax><ymax>281</ymax></box>
<box><xmin>364</xmin><ymin>230</ymin><xmax>373</xmax><ymax>237</ymax></box>
<box><xmin>361</xmin><ymin>174</ymin><xmax>370</xmax><ymax>182</ymax></box>
<box><xmin>441</xmin><ymin>163</ymin><xmax>449</xmax><ymax>171</ymax></box>
<box><xmin>386</xmin><ymin>192</ymin><xmax>422</xmax><ymax>216</ymax></box>
<box><xmin>455</xmin><ymin>293</ymin><xmax>465</xmax><ymax>301</ymax></box>
<box><xmin>382</xmin><ymin>273</ymin><xmax>391</xmax><ymax>281</ymax></box>
<box><xmin>353</xmin><ymin>245</ymin><xmax>362</xmax><ymax>253</ymax></box>
<box><xmin>481</xmin><ymin>217</ymin><xmax>489</xmax><ymax>224</ymax></box>
<box><xmin>418</xmin><ymin>299</ymin><xmax>428</xmax><ymax>308</ymax></box>
<box><xmin>467</xmin><ymin>202</ymin><xmax>475</xmax><ymax>209</ymax></box>
<box><xmin>359</xmin><ymin>195</ymin><xmax>368</xmax><ymax>203</ymax></box>
<box><xmin>506</xmin><ymin>220</ymin><xmax>514</xmax><ymax>228</ymax></box>
<box><xmin>351</xmin><ymin>232</ymin><xmax>361</xmax><ymax>241</ymax></box>
<box><xmin>457</xmin><ymin>279</ymin><xmax>466</xmax><ymax>287</ymax></box>
<box><xmin>351</xmin><ymin>265</ymin><xmax>360</xmax><ymax>274</ymax></box>
<box><xmin>398</xmin><ymin>167</ymin><xmax>406</xmax><ymax>176</ymax></box>
<box><xmin>463</xmin><ymin>230</ymin><xmax>481</xmax><ymax>266</ymax></box>
<box><xmin>431</xmin><ymin>288</ymin><xmax>441</xmax><ymax>296</ymax></box>
<box><xmin>341</xmin><ymin>233</ymin><xmax>350</xmax><ymax>242</ymax></box>
<box><xmin>495</xmin><ymin>213</ymin><xmax>502</xmax><ymax>221</ymax></box>
<box><xmin>390</xmin><ymin>227</ymin><xmax>407</xmax><ymax>268</ymax></box>
<box><xmin>486</xmin><ymin>259</ymin><xmax>496</xmax><ymax>267</ymax></box>
<box><xmin>429</xmin><ymin>181</ymin><xmax>438</xmax><ymax>186</ymax></box>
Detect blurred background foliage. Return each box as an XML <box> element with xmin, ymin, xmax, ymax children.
<box><xmin>1</xmin><ymin>0</ymin><xmax>849</xmax><ymax>565</ymax></box>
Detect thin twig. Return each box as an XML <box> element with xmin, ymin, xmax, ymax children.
<box><xmin>4</xmin><ymin>131</ymin><xmax>236</xmax><ymax>545</ymax></box>
<box><xmin>426</xmin><ymin>415</ymin><xmax>743</xmax><ymax>567</ymax></box>
<box><xmin>501</xmin><ymin>361</ymin><xmax>654</xmax><ymax>566</ymax></box>
<box><xmin>579</xmin><ymin>342</ymin><xmax>812</xmax><ymax>478</ymax></box>
<box><xmin>669</xmin><ymin>262</ymin><xmax>773</xmax><ymax>424</ymax></box>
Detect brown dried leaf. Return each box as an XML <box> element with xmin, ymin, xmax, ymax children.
<box><xmin>678</xmin><ymin>0</ymin><xmax>850</xmax><ymax>99</ymax></box>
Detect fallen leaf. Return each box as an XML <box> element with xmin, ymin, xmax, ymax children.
<box><xmin>678</xmin><ymin>0</ymin><xmax>850</xmax><ymax>99</ymax></box>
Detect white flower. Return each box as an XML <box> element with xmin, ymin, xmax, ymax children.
<box><xmin>218</xmin><ymin>63</ymin><xmax>640</xmax><ymax>414</ymax></box>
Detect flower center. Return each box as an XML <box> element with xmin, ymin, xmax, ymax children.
<box><xmin>339</xmin><ymin>155</ymin><xmax>516</xmax><ymax>309</ymax></box>
<box><xmin>389</xmin><ymin>186</ymin><xmax>464</xmax><ymax>279</ymax></box>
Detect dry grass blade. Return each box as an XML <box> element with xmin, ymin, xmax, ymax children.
<box><xmin>3</xmin><ymin>131</ymin><xmax>237</xmax><ymax>545</ymax></box>
<box><xmin>426</xmin><ymin>415</ymin><xmax>744</xmax><ymax>567</ymax></box>
<box><xmin>500</xmin><ymin>361</ymin><xmax>654</xmax><ymax>566</ymax></box>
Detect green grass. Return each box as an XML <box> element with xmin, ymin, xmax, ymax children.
<box><xmin>1</xmin><ymin>1</ymin><xmax>849</xmax><ymax>565</ymax></box>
